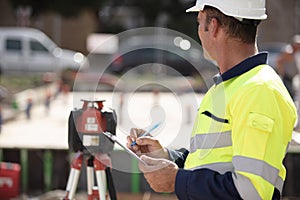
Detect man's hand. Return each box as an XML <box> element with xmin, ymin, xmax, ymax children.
<box><xmin>126</xmin><ymin>128</ymin><xmax>169</xmax><ymax>159</ymax></box>
<box><xmin>139</xmin><ymin>155</ymin><xmax>178</xmax><ymax>193</ymax></box>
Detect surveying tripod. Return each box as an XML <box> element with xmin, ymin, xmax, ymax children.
<box><xmin>64</xmin><ymin>151</ymin><xmax>117</xmax><ymax>200</ymax></box>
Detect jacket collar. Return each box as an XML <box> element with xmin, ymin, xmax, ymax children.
<box><xmin>213</xmin><ymin>53</ymin><xmax>268</xmax><ymax>85</ymax></box>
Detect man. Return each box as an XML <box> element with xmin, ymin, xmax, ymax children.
<box><xmin>276</xmin><ymin>36</ymin><xmax>300</xmax><ymax>100</ymax></box>
<box><xmin>127</xmin><ymin>0</ymin><xmax>297</xmax><ymax>199</ymax></box>
<box><xmin>291</xmin><ymin>35</ymin><xmax>300</xmax><ymax>130</ymax></box>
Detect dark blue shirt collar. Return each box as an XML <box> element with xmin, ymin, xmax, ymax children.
<box><xmin>213</xmin><ymin>53</ymin><xmax>268</xmax><ymax>85</ymax></box>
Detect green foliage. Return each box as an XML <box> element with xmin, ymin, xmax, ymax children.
<box><xmin>0</xmin><ymin>75</ymin><xmax>44</xmax><ymax>93</ymax></box>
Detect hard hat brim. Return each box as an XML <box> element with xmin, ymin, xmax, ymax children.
<box><xmin>186</xmin><ymin>5</ymin><xmax>203</xmax><ymax>12</ymax></box>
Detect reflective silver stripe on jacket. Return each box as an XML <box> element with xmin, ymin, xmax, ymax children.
<box><xmin>232</xmin><ymin>172</ymin><xmax>262</xmax><ymax>200</ymax></box>
<box><xmin>232</xmin><ymin>171</ymin><xmax>284</xmax><ymax>199</ymax></box>
<box><xmin>233</xmin><ymin>156</ymin><xmax>280</xmax><ymax>187</ymax></box>
<box><xmin>189</xmin><ymin>156</ymin><xmax>284</xmax><ymax>198</ymax></box>
<box><xmin>274</xmin><ymin>176</ymin><xmax>284</xmax><ymax>192</ymax></box>
<box><xmin>190</xmin><ymin>131</ymin><xmax>232</xmax><ymax>153</ymax></box>
<box><xmin>189</xmin><ymin>162</ymin><xmax>234</xmax><ymax>174</ymax></box>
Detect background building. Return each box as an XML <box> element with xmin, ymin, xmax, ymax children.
<box><xmin>0</xmin><ymin>0</ymin><xmax>299</xmax><ymax>55</ymax></box>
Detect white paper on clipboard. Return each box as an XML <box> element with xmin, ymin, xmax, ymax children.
<box><xmin>103</xmin><ymin>132</ymin><xmax>147</xmax><ymax>165</ymax></box>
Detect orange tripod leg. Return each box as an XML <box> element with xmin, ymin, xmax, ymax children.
<box><xmin>86</xmin><ymin>156</ymin><xmax>100</xmax><ymax>200</ymax></box>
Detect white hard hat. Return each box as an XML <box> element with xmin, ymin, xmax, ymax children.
<box><xmin>186</xmin><ymin>0</ymin><xmax>267</xmax><ymax>20</ymax></box>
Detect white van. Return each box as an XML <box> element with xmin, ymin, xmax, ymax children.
<box><xmin>0</xmin><ymin>27</ymin><xmax>89</xmax><ymax>75</ymax></box>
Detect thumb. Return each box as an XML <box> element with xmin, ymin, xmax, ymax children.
<box><xmin>139</xmin><ymin>155</ymin><xmax>168</xmax><ymax>173</ymax></box>
<box><xmin>140</xmin><ymin>155</ymin><xmax>161</xmax><ymax>165</ymax></box>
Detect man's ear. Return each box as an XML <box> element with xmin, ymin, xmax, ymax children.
<box><xmin>209</xmin><ymin>18</ymin><xmax>220</xmax><ymax>38</ymax></box>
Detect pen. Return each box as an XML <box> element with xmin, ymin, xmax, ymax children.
<box><xmin>130</xmin><ymin>122</ymin><xmax>161</xmax><ymax>147</ymax></box>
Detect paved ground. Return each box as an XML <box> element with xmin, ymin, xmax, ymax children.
<box><xmin>2</xmin><ymin>86</ymin><xmax>300</xmax><ymax>199</ymax></box>
<box><xmin>0</xmin><ymin>89</ymin><xmax>202</xmax><ymax>150</ymax></box>
<box><xmin>14</xmin><ymin>190</ymin><xmax>178</xmax><ymax>200</ymax></box>
<box><xmin>0</xmin><ymin>89</ymin><xmax>201</xmax><ymax>199</ymax></box>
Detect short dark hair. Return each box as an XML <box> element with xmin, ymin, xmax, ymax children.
<box><xmin>204</xmin><ymin>6</ymin><xmax>259</xmax><ymax>44</ymax></box>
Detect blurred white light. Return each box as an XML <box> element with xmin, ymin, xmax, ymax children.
<box><xmin>87</xmin><ymin>33</ymin><xmax>118</xmax><ymax>54</ymax></box>
<box><xmin>74</xmin><ymin>53</ymin><xmax>84</xmax><ymax>63</ymax></box>
<box><xmin>53</xmin><ymin>47</ymin><xmax>63</xmax><ymax>57</ymax></box>
<box><xmin>174</xmin><ymin>36</ymin><xmax>183</xmax><ymax>47</ymax></box>
<box><xmin>180</xmin><ymin>39</ymin><xmax>191</xmax><ymax>50</ymax></box>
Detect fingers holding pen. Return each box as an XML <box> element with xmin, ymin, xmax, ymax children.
<box><xmin>127</xmin><ymin>128</ymin><xmax>146</xmax><ymax>151</ymax></box>
<box><xmin>131</xmin><ymin>128</ymin><xmax>146</xmax><ymax>137</ymax></box>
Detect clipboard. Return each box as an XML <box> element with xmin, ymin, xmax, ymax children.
<box><xmin>103</xmin><ymin>132</ymin><xmax>147</xmax><ymax>165</ymax></box>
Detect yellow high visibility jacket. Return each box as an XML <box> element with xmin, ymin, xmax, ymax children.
<box><xmin>184</xmin><ymin>54</ymin><xmax>297</xmax><ymax>199</ymax></box>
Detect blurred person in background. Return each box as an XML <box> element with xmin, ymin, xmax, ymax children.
<box><xmin>25</xmin><ymin>97</ymin><xmax>33</xmax><ymax>120</ymax></box>
<box><xmin>276</xmin><ymin>37</ymin><xmax>300</xmax><ymax>100</ymax></box>
<box><xmin>290</xmin><ymin>35</ymin><xmax>300</xmax><ymax>130</ymax></box>
<box><xmin>127</xmin><ymin>0</ymin><xmax>297</xmax><ymax>199</ymax></box>
<box><xmin>293</xmin><ymin>35</ymin><xmax>300</xmax><ymax>67</ymax></box>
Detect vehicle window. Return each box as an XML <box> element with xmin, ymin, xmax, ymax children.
<box><xmin>6</xmin><ymin>39</ymin><xmax>22</xmax><ymax>52</ymax></box>
<box><xmin>30</xmin><ymin>40</ymin><xmax>48</xmax><ymax>53</ymax></box>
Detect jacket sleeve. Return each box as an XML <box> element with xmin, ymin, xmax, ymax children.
<box><xmin>175</xmin><ymin>169</ymin><xmax>242</xmax><ymax>200</ymax></box>
<box><xmin>169</xmin><ymin>148</ymin><xmax>242</xmax><ymax>199</ymax></box>
<box><xmin>167</xmin><ymin>148</ymin><xmax>189</xmax><ymax>168</ymax></box>
<box><xmin>229</xmin><ymin>83</ymin><xmax>296</xmax><ymax>199</ymax></box>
